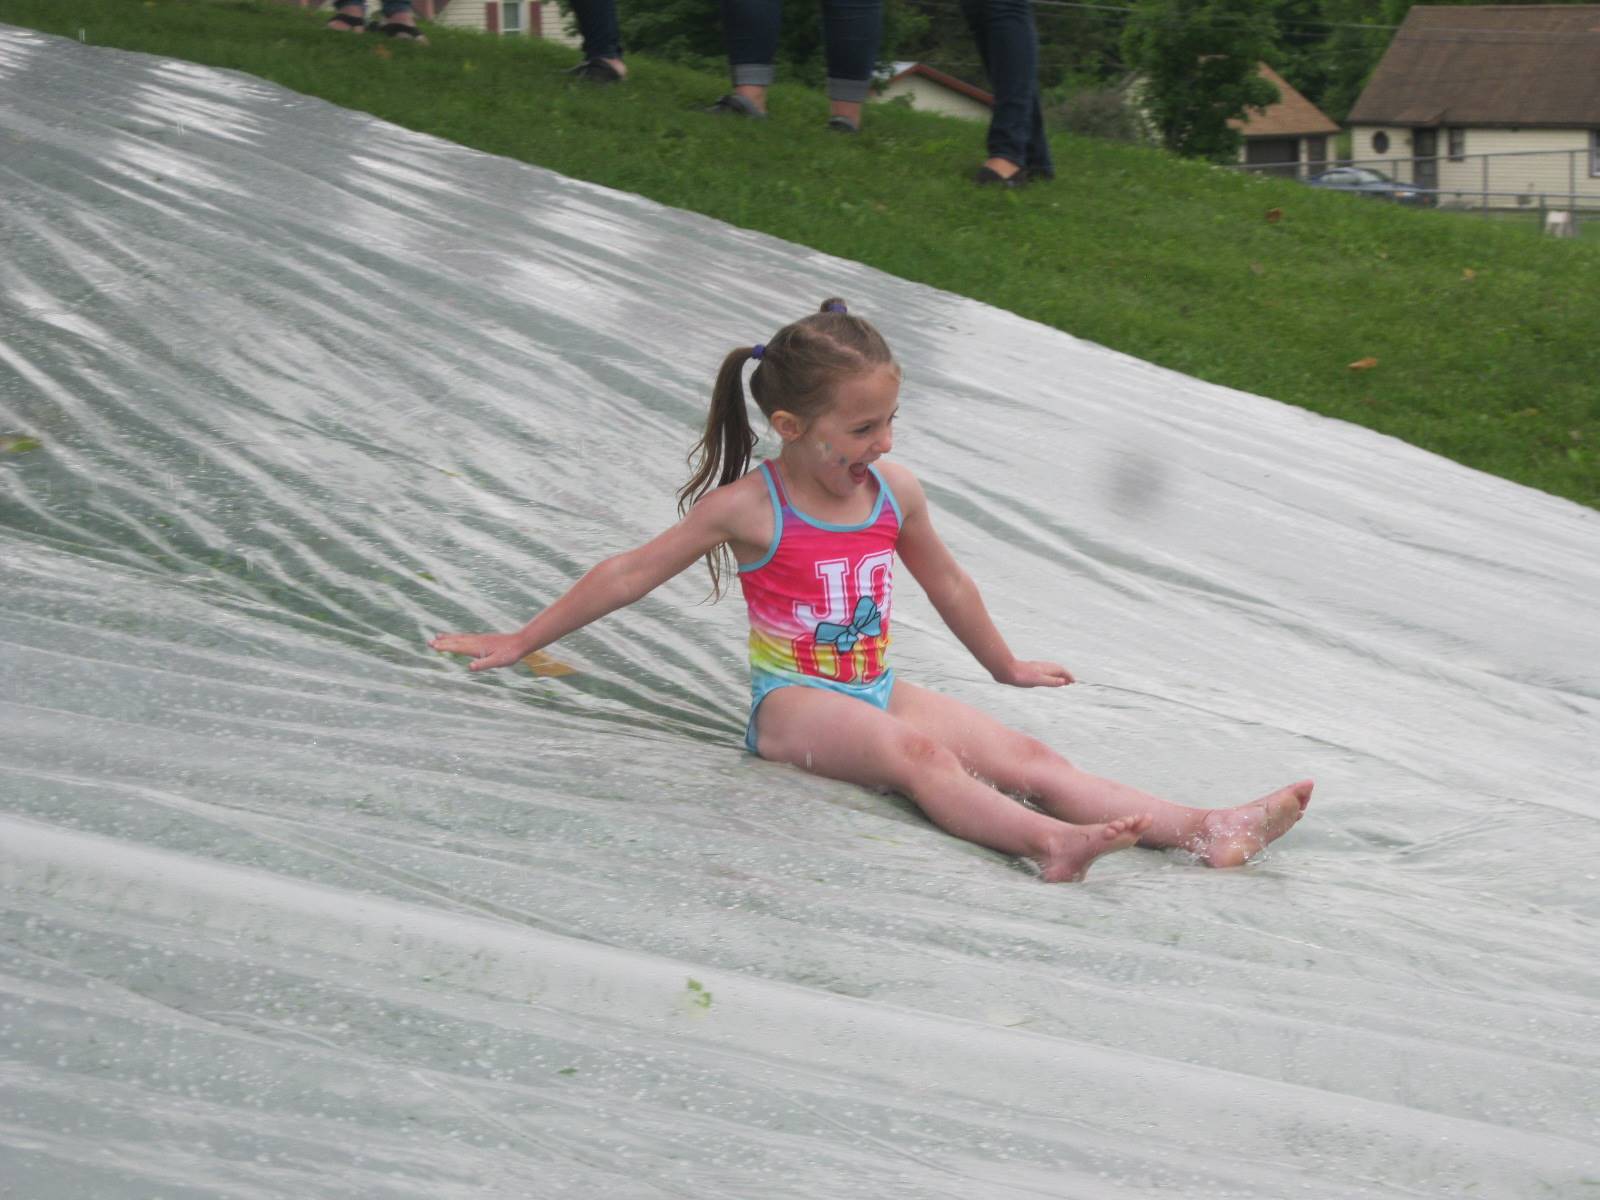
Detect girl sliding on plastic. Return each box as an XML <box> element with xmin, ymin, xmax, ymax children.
<box><xmin>430</xmin><ymin>300</ymin><xmax>1310</xmax><ymax>881</ymax></box>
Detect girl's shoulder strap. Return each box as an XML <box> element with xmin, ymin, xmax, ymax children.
<box><xmin>738</xmin><ymin>461</ymin><xmax>786</xmax><ymax>575</ymax></box>
<box><xmin>760</xmin><ymin>459</ymin><xmax>791</xmax><ymax>510</ymax></box>
<box><xmin>867</xmin><ymin>463</ymin><xmax>906</xmax><ymax>527</ymax></box>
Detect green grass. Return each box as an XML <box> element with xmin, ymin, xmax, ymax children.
<box><xmin>5</xmin><ymin>0</ymin><xmax>1597</xmax><ymax>509</ymax></box>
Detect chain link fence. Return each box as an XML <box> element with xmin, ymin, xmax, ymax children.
<box><xmin>1239</xmin><ymin>146</ymin><xmax>1600</xmax><ymax>236</ymax></box>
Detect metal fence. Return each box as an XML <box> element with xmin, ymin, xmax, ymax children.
<box><xmin>1237</xmin><ymin>146</ymin><xmax>1600</xmax><ymax>232</ymax></box>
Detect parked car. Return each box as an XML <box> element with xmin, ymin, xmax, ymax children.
<box><xmin>1304</xmin><ymin>167</ymin><xmax>1436</xmax><ymax>206</ymax></box>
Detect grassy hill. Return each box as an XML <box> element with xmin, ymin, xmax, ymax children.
<box><xmin>4</xmin><ymin>0</ymin><xmax>1596</xmax><ymax>509</ymax></box>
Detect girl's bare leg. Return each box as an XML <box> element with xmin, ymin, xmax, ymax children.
<box><xmin>886</xmin><ymin>682</ymin><xmax>1310</xmax><ymax>868</ymax></box>
<box><xmin>754</xmin><ymin>688</ymin><xmax>1147</xmax><ymax>882</ymax></box>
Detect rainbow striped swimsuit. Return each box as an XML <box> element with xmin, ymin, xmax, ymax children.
<box><xmin>737</xmin><ymin>460</ymin><xmax>903</xmax><ymax>754</ymax></box>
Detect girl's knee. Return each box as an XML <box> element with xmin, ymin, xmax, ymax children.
<box><xmin>891</xmin><ymin>727</ymin><xmax>961</xmax><ymax>780</ymax></box>
<box><xmin>1011</xmin><ymin>734</ymin><xmax>1071</xmax><ymax>786</ymax></box>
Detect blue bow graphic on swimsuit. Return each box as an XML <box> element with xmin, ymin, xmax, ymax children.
<box><xmin>814</xmin><ymin>597</ymin><xmax>882</xmax><ymax>654</ymax></box>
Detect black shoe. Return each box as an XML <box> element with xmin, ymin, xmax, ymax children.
<box><xmin>975</xmin><ymin>164</ymin><xmax>1029</xmax><ymax>187</ymax></box>
<box><xmin>565</xmin><ymin>58</ymin><xmax>623</xmax><ymax>85</ymax></box>
<box><xmin>705</xmin><ymin>93</ymin><xmax>767</xmax><ymax>119</ymax></box>
<box><xmin>826</xmin><ymin>115</ymin><xmax>859</xmax><ymax>134</ymax></box>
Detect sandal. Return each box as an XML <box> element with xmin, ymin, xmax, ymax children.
<box><xmin>704</xmin><ymin>93</ymin><xmax>766</xmax><ymax>119</ymax></box>
<box><xmin>367</xmin><ymin>20</ymin><xmax>428</xmax><ymax>42</ymax></box>
<box><xmin>974</xmin><ymin>164</ymin><xmax>1029</xmax><ymax>188</ymax></box>
<box><xmin>325</xmin><ymin>9</ymin><xmax>366</xmax><ymax>30</ymax></box>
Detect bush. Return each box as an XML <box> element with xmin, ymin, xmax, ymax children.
<box><xmin>1048</xmin><ymin>87</ymin><xmax>1146</xmax><ymax>143</ymax></box>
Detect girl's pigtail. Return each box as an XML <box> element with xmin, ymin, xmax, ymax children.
<box><xmin>679</xmin><ymin>346</ymin><xmax>758</xmax><ymax>516</ymax></box>
<box><xmin>678</xmin><ymin>346</ymin><xmax>759</xmax><ymax>598</ymax></box>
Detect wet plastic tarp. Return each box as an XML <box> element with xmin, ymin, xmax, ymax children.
<box><xmin>2</xmin><ymin>25</ymin><xmax>1597</xmax><ymax>1199</ymax></box>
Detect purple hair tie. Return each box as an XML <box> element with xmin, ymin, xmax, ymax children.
<box><xmin>751</xmin><ymin>343</ymin><xmax>765</xmax><ymax>360</ymax></box>
<box><xmin>825</xmin><ymin>302</ymin><xmax>847</xmax><ymax>314</ymax></box>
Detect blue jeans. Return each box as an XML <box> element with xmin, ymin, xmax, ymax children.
<box><xmin>569</xmin><ymin>0</ymin><xmax>622</xmax><ymax>61</ymax></box>
<box><xmin>720</xmin><ymin>0</ymin><xmax>883</xmax><ymax>103</ymax></box>
<box><xmin>960</xmin><ymin>0</ymin><xmax>1054</xmax><ymax>176</ymax></box>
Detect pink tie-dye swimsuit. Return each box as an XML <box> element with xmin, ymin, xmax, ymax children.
<box><xmin>737</xmin><ymin>460</ymin><xmax>903</xmax><ymax>753</ymax></box>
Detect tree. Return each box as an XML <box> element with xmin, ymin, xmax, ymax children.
<box><xmin>1122</xmin><ymin>0</ymin><xmax>1281</xmax><ymax>160</ymax></box>
<box><xmin>1267</xmin><ymin>0</ymin><xmax>1393</xmax><ymax>121</ymax></box>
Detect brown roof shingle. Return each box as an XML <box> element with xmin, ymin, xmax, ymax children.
<box><xmin>1231</xmin><ymin>63</ymin><xmax>1341</xmax><ymax>137</ymax></box>
<box><xmin>886</xmin><ymin>63</ymin><xmax>994</xmax><ymax>108</ymax></box>
<box><xmin>1347</xmin><ymin>5</ymin><xmax>1600</xmax><ymax>128</ymax></box>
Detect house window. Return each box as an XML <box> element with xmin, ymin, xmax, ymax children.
<box><xmin>1447</xmin><ymin>128</ymin><xmax>1465</xmax><ymax>161</ymax></box>
<box><xmin>1372</xmin><ymin>131</ymin><xmax>1390</xmax><ymax>155</ymax></box>
<box><xmin>1307</xmin><ymin>136</ymin><xmax>1328</xmax><ymax>172</ymax></box>
<box><xmin>1593</xmin><ymin>130</ymin><xmax>1600</xmax><ymax>178</ymax></box>
<box><xmin>500</xmin><ymin>1</ymin><xmax>523</xmax><ymax>33</ymax></box>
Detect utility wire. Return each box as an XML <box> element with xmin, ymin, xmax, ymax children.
<box><xmin>905</xmin><ymin>0</ymin><xmax>1600</xmax><ymax>42</ymax></box>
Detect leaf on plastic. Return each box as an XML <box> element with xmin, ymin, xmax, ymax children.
<box><xmin>521</xmin><ymin>650</ymin><xmax>576</xmax><ymax>677</ymax></box>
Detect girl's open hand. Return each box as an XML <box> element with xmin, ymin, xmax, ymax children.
<box><xmin>429</xmin><ymin>632</ymin><xmax>528</xmax><ymax>672</ymax></box>
<box><xmin>994</xmin><ymin>659</ymin><xmax>1076</xmax><ymax>688</ymax></box>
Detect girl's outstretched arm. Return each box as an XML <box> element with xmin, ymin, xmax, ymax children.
<box><xmin>882</xmin><ymin>462</ymin><xmax>1074</xmax><ymax>689</ymax></box>
<box><xmin>430</xmin><ymin>482</ymin><xmax>758</xmax><ymax>672</ymax></box>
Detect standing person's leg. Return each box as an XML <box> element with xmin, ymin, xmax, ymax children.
<box><xmin>754</xmin><ymin>687</ymin><xmax>1148</xmax><ymax>881</ymax></box>
<box><xmin>959</xmin><ymin>0</ymin><xmax>1044</xmax><ymax>181</ymax></box>
<box><xmin>819</xmin><ymin>0</ymin><xmax>884</xmax><ymax>131</ymax></box>
<box><xmin>567</xmin><ymin>0</ymin><xmax>627</xmax><ymax>80</ymax></box>
<box><xmin>713</xmin><ymin>0</ymin><xmax>783</xmax><ymax>116</ymax></box>
<box><xmin>1009</xmin><ymin>0</ymin><xmax>1053</xmax><ymax>178</ymax></box>
<box><xmin>887</xmin><ymin>681</ymin><xmax>1311</xmax><ymax>867</ymax></box>
<box><xmin>369</xmin><ymin>0</ymin><xmax>425</xmax><ymax>41</ymax></box>
<box><xmin>326</xmin><ymin>0</ymin><xmax>366</xmax><ymax>31</ymax></box>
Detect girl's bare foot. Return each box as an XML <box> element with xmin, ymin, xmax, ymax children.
<box><xmin>1036</xmin><ymin>815</ymin><xmax>1150</xmax><ymax>882</ymax></box>
<box><xmin>1192</xmin><ymin>781</ymin><xmax>1312</xmax><ymax>868</ymax></box>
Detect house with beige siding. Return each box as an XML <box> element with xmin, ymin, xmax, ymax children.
<box><xmin>398</xmin><ymin>0</ymin><xmax>579</xmax><ymax>42</ymax></box>
<box><xmin>1347</xmin><ymin>5</ymin><xmax>1600</xmax><ymax>208</ymax></box>
<box><xmin>1232</xmin><ymin>62</ymin><xmax>1340</xmax><ymax>176</ymax></box>
<box><xmin>874</xmin><ymin>63</ymin><xmax>994</xmax><ymax>122</ymax></box>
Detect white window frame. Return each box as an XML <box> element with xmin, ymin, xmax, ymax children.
<box><xmin>500</xmin><ymin>0</ymin><xmax>523</xmax><ymax>34</ymax></box>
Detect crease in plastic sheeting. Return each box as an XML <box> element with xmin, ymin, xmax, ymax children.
<box><xmin>1</xmin><ymin>23</ymin><xmax>1598</xmax><ymax>1200</ymax></box>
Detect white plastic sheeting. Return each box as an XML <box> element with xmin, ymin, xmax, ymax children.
<box><xmin>2</xmin><ymin>25</ymin><xmax>1597</xmax><ymax>1199</ymax></box>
